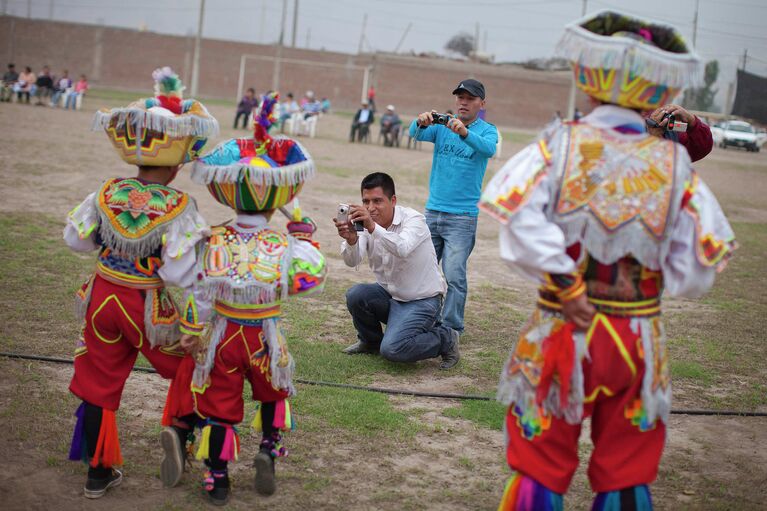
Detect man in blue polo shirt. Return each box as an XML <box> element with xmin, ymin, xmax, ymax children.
<box><xmin>408</xmin><ymin>79</ymin><xmax>498</xmax><ymax>337</ymax></box>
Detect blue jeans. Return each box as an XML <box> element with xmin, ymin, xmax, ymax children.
<box><xmin>345</xmin><ymin>283</ymin><xmax>453</xmax><ymax>363</ymax></box>
<box><xmin>425</xmin><ymin>210</ymin><xmax>477</xmax><ymax>333</ymax></box>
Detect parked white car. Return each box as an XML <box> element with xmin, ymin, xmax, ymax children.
<box><xmin>710</xmin><ymin>122</ymin><xmax>725</xmax><ymax>146</ymax></box>
<box><xmin>720</xmin><ymin>120</ymin><xmax>760</xmax><ymax>152</ymax></box>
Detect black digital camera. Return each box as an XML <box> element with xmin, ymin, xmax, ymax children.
<box><xmin>431</xmin><ymin>112</ymin><xmax>453</xmax><ymax>125</ymax></box>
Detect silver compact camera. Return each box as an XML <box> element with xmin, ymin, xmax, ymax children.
<box><xmin>337</xmin><ymin>203</ymin><xmax>364</xmax><ymax>232</ymax></box>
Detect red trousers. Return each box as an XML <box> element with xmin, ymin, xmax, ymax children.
<box><xmin>505</xmin><ymin>314</ymin><xmax>666</xmax><ymax>494</ymax></box>
<box><xmin>192</xmin><ymin>320</ymin><xmax>289</xmax><ymax>425</ymax></box>
<box><xmin>70</xmin><ymin>275</ymin><xmax>190</xmax><ymax>412</ymax></box>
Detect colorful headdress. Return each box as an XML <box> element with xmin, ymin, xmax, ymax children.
<box><xmin>192</xmin><ymin>91</ymin><xmax>314</xmax><ymax>212</ymax></box>
<box><xmin>556</xmin><ymin>11</ymin><xmax>703</xmax><ymax>110</ymax></box>
<box><xmin>93</xmin><ymin>67</ymin><xmax>219</xmax><ymax>166</ymax></box>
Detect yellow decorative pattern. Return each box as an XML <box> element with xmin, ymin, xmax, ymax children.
<box><xmin>573</xmin><ymin>64</ymin><xmax>680</xmax><ymax>110</ymax></box>
<box><xmin>90</xmin><ymin>294</ymin><xmax>144</xmax><ymax>348</ymax></box>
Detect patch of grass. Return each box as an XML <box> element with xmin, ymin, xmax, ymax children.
<box><xmin>442</xmin><ymin>399</ymin><xmax>507</xmax><ymax>430</ymax></box>
<box><xmin>671</xmin><ymin>360</ymin><xmax>712</xmax><ymax>385</ymax></box>
<box><xmin>292</xmin><ymin>385</ymin><xmax>412</xmax><ymax>437</ymax></box>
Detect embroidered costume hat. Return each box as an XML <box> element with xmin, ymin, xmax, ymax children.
<box><xmin>556</xmin><ymin>10</ymin><xmax>703</xmax><ymax>110</ymax></box>
<box><xmin>192</xmin><ymin>91</ymin><xmax>314</xmax><ymax>212</ymax></box>
<box><xmin>93</xmin><ymin>67</ymin><xmax>219</xmax><ymax>166</ymax></box>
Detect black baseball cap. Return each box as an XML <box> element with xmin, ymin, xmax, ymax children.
<box><xmin>452</xmin><ymin>79</ymin><xmax>485</xmax><ymax>99</ymax></box>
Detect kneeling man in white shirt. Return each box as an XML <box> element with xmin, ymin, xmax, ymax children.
<box><xmin>333</xmin><ymin>172</ymin><xmax>460</xmax><ymax>370</ymax></box>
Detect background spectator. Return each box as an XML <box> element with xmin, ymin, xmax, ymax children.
<box><xmin>349</xmin><ymin>100</ymin><xmax>374</xmax><ymax>142</ymax></box>
<box><xmin>380</xmin><ymin>105</ymin><xmax>402</xmax><ymax>147</ymax></box>
<box><xmin>34</xmin><ymin>65</ymin><xmax>54</xmax><ymax>106</ymax></box>
<box><xmin>321</xmin><ymin>97</ymin><xmax>331</xmax><ymax>113</ymax></box>
<box><xmin>301</xmin><ymin>91</ymin><xmax>322</xmax><ymax>119</ymax></box>
<box><xmin>645</xmin><ymin>104</ymin><xmax>713</xmax><ymax>162</ymax></box>
<box><xmin>65</xmin><ymin>74</ymin><xmax>89</xmax><ymax>110</ymax></box>
<box><xmin>51</xmin><ymin>69</ymin><xmax>73</xmax><ymax>107</ymax></box>
<box><xmin>15</xmin><ymin>66</ymin><xmax>35</xmax><ymax>103</ymax></box>
<box><xmin>367</xmin><ymin>85</ymin><xmax>376</xmax><ymax>112</ymax></box>
<box><xmin>279</xmin><ymin>92</ymin><xmax>300</xmax><ymax>132</ymax></box>
<box><xmin>234</xmin><ymin>87</ymin><xmax>258</xmax><ymax>129</ymax></box>
<box><xmin>1</xmin><ymin>63</ymin><xmax>18</xmax><ymax>102</ymax></box>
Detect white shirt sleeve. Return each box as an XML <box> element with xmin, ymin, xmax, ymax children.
<box><xmin>661</xmin><ymin>176</ymin><xmax>735</xmax><ymax>298</ymax></box>
<box><xmin>63</xmin><ymin>192</ymin><xmax>99</xmax><ymax>253</ymax></box>
<box><xmin>341</xmin><ymin>237</ymin><xmax>364</xmax><ymax>267</ymax></box>
<box><xmin>158</xmin><ymin>204</ymin><xmax>210</xmax><ymax>288</ymax></box>
<box><xmin>370</xmin><ymin>213</ymin><xmax>429</xmax><ymax>258</ymax></box>
<box><xmin>498</xmin><ymin>181</ymin><xmax>577</xmax><ymax>283</ymax></box>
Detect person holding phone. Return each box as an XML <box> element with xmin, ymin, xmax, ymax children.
<box><xmin>333</xmin><ymin>172</ymin><xmax>460</xmax><ymax>369</ymax></box>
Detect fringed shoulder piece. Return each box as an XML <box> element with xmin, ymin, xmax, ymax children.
<box><xmin>479</xmin><ymin>133</ymin><xmax>556</xmax><ymax>224</ymax></box>
<box><xmin>556</xmin><ymin>10</ymin><xmax>703</xmax><ymax>88</ymax></box>
<box><xmin>163</xmin><ymin>198</ymin><xmax>210</xmax><ymax>260</ymax></box>
<box><xmin>95</xmin><ymin>177</ymin><xmax>194</xmax><ymax>260</ymax></box>
<box><xmin>680</xmin><ymin>171</ymin><xmax>737</xmax><ymax>270</ymax></box>
<box><xmin>549</xmin><ymin>122</ymin><xmax>686</xmax><ymax>269</ymax></box>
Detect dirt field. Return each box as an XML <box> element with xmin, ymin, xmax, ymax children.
<box><xmin>0</xmin><ymin>97</ymin><xmax>765</xmax><ymax>510</ymax></box>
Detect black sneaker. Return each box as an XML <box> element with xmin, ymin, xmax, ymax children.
<box><xmin>342</xmin><ymin>340</ymin><xmax>379</xmax><ymax>355</ymax></box>
<box><xmin>439</xmin><ymin>329</ymin><xmax>461</xmax><ymax>370</ymax></box>
<box><xmin>203</xmin><ymin>470</ymin><xmax>230</xmax><ymax>506</ymax></box>
<box><xmin>207</xmin><ymin>486</ymin><xmax>230</xmax><ymax>506</ymax></box>
<box><xmin>84</xmin><ymin>468</ymin><xmax>123</xmax><ymax>499</ymax></box>
<box><xmin>160</xmin><ymin>427</ymin><xmax>185</xmax><ymax>487</ymax></box>
<box><xmin>254</xmin><ymin>449</ymin><xmax>276</xmax><ymax>495</ymax></box>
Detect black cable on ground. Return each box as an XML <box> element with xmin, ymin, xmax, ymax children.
<box><xmin>2</xmin><ymin>351</ymin><xmax>766</xmax><ymax>417</ymax></box>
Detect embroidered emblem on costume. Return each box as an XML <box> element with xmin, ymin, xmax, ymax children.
<box><xmin>624</xmin><ymin>398</ymin><xmax>657</xmax><ymax>432</ymax></box>
<box><xmin>511</xmin><ymin>396</ymin><xmax>552</xmax><ymax>440</ymax></box>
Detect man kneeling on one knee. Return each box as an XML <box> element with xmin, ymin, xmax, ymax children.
<box><xmin>333</xmin><ymin>172</ymin><xmax>460</xmax><ymax>369</ymax></box>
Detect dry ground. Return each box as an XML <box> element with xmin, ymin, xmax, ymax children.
<box><xmin>0</xmin><ymin>96</ymin><xmax>765</xmax><ymax>510</ymax></box>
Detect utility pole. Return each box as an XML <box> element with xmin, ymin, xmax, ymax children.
<box><xmin>190</xmin><ymin>0</ymin><xmax>205</xmax><ymax>97</ymax></box>
<box><xmin>567</xmin><ymin>0</ymin><xmax>588</xmax><ymax>119</ymax></box>
<box><xmin>393</xmin><ymin>22</ymin><xmax>412</xmax><ymax>54</ymax></box>
<box><xmin>474</xmin><ymin>21</ymin><xmax>480</xmax><ymax>59</ymax></box>
<box><xmin>691</xmin><ymin>0</ymin><xmax>699</xmax><ymax>48</ymax></box>
<box><xmin>291</xmin><ymin>0</ymin><xmax>298</xmax><ymax>48</ymax></box>
<box><xmin>272</xmin><ymin>0</ymin><xmax>288</xmax><ymax>91</ymax></box>
<box><xmin>742</xmin><ymin>48</ymin><xmax>748</xmax><ymax>71</ymax></box>
<box><xmin>358</xmin><ymin>13</ymin><xmax>367</xmax><ymax>55</ymax></box>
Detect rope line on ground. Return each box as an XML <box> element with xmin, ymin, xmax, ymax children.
<box><xmin>2</xmin><ymin>351</ymin><xmax>765</xmax><ymax>417</ymax></box>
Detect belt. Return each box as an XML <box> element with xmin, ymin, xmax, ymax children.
<box><xmin>95</xmin><ymin>262</ymin><xmax>163</xmax><ymax>289</ymax></box>
<box><xmin>213</xmin><ymin>300</ymin><xmax>281</xmax><ymax>321</ymax></box>
<box><xmin>537</xmin><ymin>289</ymin><xmax>661</xmax><ymax>318</ymax></box>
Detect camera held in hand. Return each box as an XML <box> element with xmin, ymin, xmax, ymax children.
<box><xmin>664</xmin><ymin>113</ymin><xmax>687</xmax><ymax>133</ymax></box>
<box><xmin>431</xmin><ymin>112</ymin><xmax>453</xmax><ymax>125</ymax></box>
<box><xmin>337</xmin><ymin>203</ymin><xmax>364</xmax><ymax>232</ymax></box>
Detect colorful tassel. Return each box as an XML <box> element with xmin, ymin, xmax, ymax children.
<box><xmin>536</xmin><ymin>322</ymin><xmax>576</xmax><ymax>409</ymax></box>
<box><xmin>196</xmin><ymin>424</ymin><xmax>212</xmax><ymax>460</ymax></box>
<box><xmin>90</xmin><ymin>409</ymin><xmax>123</xmax><ymax>468</ymax></box>
<box><xmin>251</xmin><ymin>403</ymin><xmax>263</xmax><ymax>432</ymax></box>
<box><xmin>498</xmin><ymin>472</ymin><xmax>563</xmax><ymax>511</ymax></box>
<box><xmin>592</xmin><ymin>485</ymin><xmax>653</xmax><ymax>511</ymax></box>
<box><xmin>219</xmin><ymin>426</ymin><xmax>240</xmax><ymax>462</ymax></box>
<box><xmin>273</xmin><ymin>399</ymin><xmax>295</xmax><ymax>431</ymax></box>
<box><xmin>162</xmin><ymin>355</ymin><xmax>195</xmax><ymax>427</ymax></box>
<box><xmin>68</xmin><ymin>402</ymin><xmax>87</xmax><ymax>462</ymax></box>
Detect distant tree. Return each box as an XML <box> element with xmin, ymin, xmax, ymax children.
<box><xmin>683</xmin><ymin>60</ymin><xmax>719</xmax><ymax>112</ymax></box>
<box><xmin>445</xmin><ymin>32</ymin><xmax>475</xmax><ymax>57</ymax></box>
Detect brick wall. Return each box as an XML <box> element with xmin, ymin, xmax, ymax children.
<box><xmin>2</xmin><ymin>16</ymin><xmax>588</xmax><ymax>127</ymax></box>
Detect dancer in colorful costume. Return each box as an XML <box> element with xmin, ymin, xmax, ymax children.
<box><xmin>478</xmin><ymin>12</ymin><xmax>736</xmax><ymax>510</ymax></box>
<box><xmin>63</xmin><ymin>67</ymin><xmax>218</xmax><ymax>498</ymax></box>
<box><xmin>178</xmin><ymin>90</ymin><xmax>325</xmax><ymax>505</ymax></box>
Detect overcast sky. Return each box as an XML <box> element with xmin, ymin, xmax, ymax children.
<box><xmin>6</xmin><ymin>0</ymin><xmax>767</xmax><ymax>108</ymax></box>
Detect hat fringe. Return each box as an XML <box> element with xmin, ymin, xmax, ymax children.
<box><xmin>192</xmin><ymin>137</ymin><xmax>316</xmax><ymax>186</ymax></box>
<box><xmin>92</xmin><ymin>107</ymin><xmax>219</xmax><ymax>138</ymax></box>
<box><xmin>556</xmin><ymin>20</ymin><xmax>703</xmax><ymax>89</ymax></box>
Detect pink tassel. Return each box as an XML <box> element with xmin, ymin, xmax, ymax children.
<box><xmin>273</xmin><ymin>400</ymin><xmax>287</xmax><ymax>429</ymax></box>
<box><xmin>219</xmin><ymin>427</ymin><xmax>239</xmax><ymax>461</ymax></box>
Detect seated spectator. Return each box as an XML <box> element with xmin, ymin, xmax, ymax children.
<box><xmin>65</xmin><ymin>74</ymin><xmax>89</xmax><ymax>110</ymax></box>
<box><xmin>279</xmin><ymin>92</ymin><xmax>300</xmax><ymax>131</ymax></box>
<box><xmin>1</xmin><ymin>63</ymin><xmax>18</xmax><ymax>102</ymax></box>
<box><xmin>379</xmin><ymin>105</ymin><xmax>402</xmax><ymax>147</ymax></box>
<box><xmin>34</xmin><ymin>65</ymin><xmax>54</xmax><ymax>106</ymax></box>
<box><xmin>349</xmin><ymin>101</ymin><xmax>374</xmax><ymax>143</ymax></box>
<box><xmin>51</xmin><ymin>69</ymin><xmax>73</xmax><ymax>107</ymax></box>
<box><xmin>301</xmin><ymin>91</ymin><xmax>322</xmax><ymax>119</ymax></box>
<box><xmin>321</xmin><ymin>97</ymin><xmax>331</xmax><ymax>113</ymax></box>
<box><xmin>234</xmin><ymin>87</ymin><xmax>258</xmax><ymax>129</ymax></box>
<box><xmin>333</xmin><ymin>172</ymin><xmax>460</xmax><ymax>369</ymax></box>
<box><xmin>15</xmin><ymin>66</ymin><xmax>35</xmax><ymax>104</ymax></box>
<box><xmin>645</xmin><ymin>103</ymin><xmax>713</xmax><ymax>162</ymax></box>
